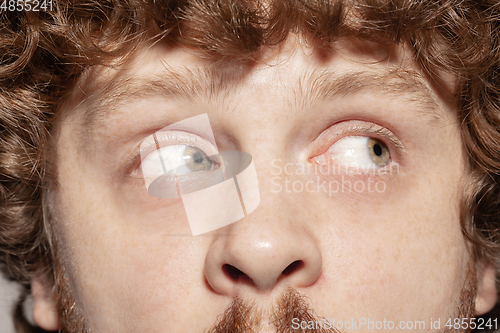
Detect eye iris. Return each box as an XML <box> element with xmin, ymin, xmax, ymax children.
<box><xmin>367</xmin><ymin>138</ymin><xmax>390</xmax><ymax>167</ymax></box>
<box><xmin>184</xmin><ymin>146</ymin><xmax>212</xmax><ymax>172</ymax></box>
<box><xmin>193</xmin><ymin>151</ymin><xmax>204</xmax><ymax>164</ymax></box>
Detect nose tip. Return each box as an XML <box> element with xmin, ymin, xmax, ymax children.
<box><xmin>204</xmin><ymin>231</ymin><xmax>322</xmax><ymax>295</ymax></box>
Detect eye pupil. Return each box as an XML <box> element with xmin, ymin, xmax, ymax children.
<box><xmin>183</xmin><ymin>146</ymin><xmax>213</xmax><ymax>172</ymax></box>
<box><xmin>193</xmin><ymin>152</ymin><xmax>204</xmax><ymax>164</ymax></box>
<box><xmin>373</xmin><ymin>144</ymin><xmax>382</xmax><ymax>156</ymax></box>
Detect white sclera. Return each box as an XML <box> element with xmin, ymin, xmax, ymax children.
<box><xmin>138</xmin><ymin>113</ymin><xmax>261</xmax><ymax>236</ymax></box>
<box><xmin>327</xmin><ymin>136</ymin><xmax>376</xmax><ymax>169</ymax></box>
<box><xmin>141</xmin><ymin>149</ymin><xmax>165</xmax><ymax>189</ymax></box>
<box><xmin>140</xmin><ymin>113</ymin><xmax>218</xmax><ymax>192</ymax></box>
<box><xmin>141</xmin><ymin>145</ymin><xmax>190</xmax><ymax>188</ymax></box>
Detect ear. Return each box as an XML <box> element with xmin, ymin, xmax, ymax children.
<box><xmin>31</xmin><ymin>276</ymin><xmax>61</xmax><ymax>331</ymax></box>
<box><xmin>475</xmin><ymin>263</ymin><xmax>498</xmax><ymax>316</ymax></box>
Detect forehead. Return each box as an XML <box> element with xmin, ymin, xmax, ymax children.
<box><xmin>71</xmin><ymin>37</ymin><xmax>446</xmax><ymax>136</ymax></box>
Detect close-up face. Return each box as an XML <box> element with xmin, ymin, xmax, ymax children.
<box><xmin>36</xmin><ymin>35</ymin><xmax>496</xmax><ymax>332</ymax></box>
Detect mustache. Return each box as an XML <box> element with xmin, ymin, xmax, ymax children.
<box><xmin>53</xmin><ymin>258</ymin><xmax>476</xmax><ymax>333</ymax></box>
<box><xmin>207</xmin><ymin>289</ymin><xmax>341</xmax><ymax>333</ymax></box>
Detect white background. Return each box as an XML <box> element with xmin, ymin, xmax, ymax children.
<box><xmin>0</xmin><ymin>274</ymin><xmax>19</xmax><ymax>333</ymax></box>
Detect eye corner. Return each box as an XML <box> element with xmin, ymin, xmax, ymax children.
<box><xmin>125</xmin><ymin>153</ymin><xmax>144</xmax><ymax>177</ymax></box>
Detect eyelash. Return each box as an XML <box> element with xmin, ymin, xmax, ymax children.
<box><xmin>308</xmin><ymin>122</ymin><xmax>405</xmax><ymax>163</ymax></box>
<box><xmin>126</xmin><ymin>131</ymin><xmax>214</xmax><ymax>177</ymax></box>
<box><xmin>125</xmin><ymin>122</ymin><xmax>404</xmax><ymax>180</ymax></box>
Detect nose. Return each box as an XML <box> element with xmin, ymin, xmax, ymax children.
<box><xmin>204</xmin><ymin>204</ymin><xmax>323</xmax><ymax>295</ymax></box>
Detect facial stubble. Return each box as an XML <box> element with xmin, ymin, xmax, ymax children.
<box><xmin>53</xmin><ymin>260</ymin><xmax>477</xmax><ymax>333</ymax></box>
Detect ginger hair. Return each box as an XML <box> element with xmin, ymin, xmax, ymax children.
<box><xmin>1</xmin><ymin>0</ymin><xmax>499</xmax><ymax>331</ymax></box>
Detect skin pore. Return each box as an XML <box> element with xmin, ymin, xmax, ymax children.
<box><xmin>32</xmin><ymin>35</ymin><xmax>497</xmax><ymax>332</ymax></box>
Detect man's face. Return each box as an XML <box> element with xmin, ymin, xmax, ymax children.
<box><xmin>44</xmin><ymin>36</ymin><xmax>486</xmax><ymax>332</ymax></box>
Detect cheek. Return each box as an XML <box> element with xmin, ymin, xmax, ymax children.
<box><xmin>310</xmin><ymin>163</ymin><xmax>469</xmax><ymax>322</ymax></box>
<box><xmin>55</xmin><ymin>180</ymin><xmax>214</xmax><ymax>331</ymax></box>
<box><xmin>53</xmin><ymin>133</ymin><xmax>207</xmax><ymax>330</ymax></box>
<box><xmin>53</xmin><ymin>98</ymin><xmax>470</xmax><ymax>330</ymax></box>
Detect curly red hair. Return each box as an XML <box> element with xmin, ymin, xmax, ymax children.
<box><xmin>1</xmin><ymin>0</ymin><xmax>500</xmax><ymax>331</ymax></box>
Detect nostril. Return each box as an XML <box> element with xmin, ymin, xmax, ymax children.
<box><xmin>223</xmin><ymin>264</ymin><xmax>246</xmax><ymax>281</ymax></box>
<box><xmin>282</xmin><ymin>260</ymin><xmax>303</xmax><ymax>276</ymax></box>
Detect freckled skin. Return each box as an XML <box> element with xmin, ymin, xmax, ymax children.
<box><xmin>50</xmin><ymin>36</ymin><xmax>479</xmax><ymax>332</ymax></box>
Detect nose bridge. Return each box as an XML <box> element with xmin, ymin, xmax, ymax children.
<box><xmin>202</xmin><ymin>89</ymin><xmax>324</xmax><ymax>295</ymax></box>
<box><xmin>204</xmin><ymin>189</ymin><xmax>323</xmax><ymax>295</ymax></box>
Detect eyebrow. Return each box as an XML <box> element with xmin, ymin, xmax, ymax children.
<box><xmin>81</xmin><ymin>66</ymin><xmax>236</xmax><ymax>130</ymax></box>
<box><xmin>302</xmin><ymin>68</ymin><xmax>442</xmax><ymax>119</ymax></box>
<box><xmin>81</xmin><ymin>65</ymin><xmax>442</xmax><ymax>131</ymax></box>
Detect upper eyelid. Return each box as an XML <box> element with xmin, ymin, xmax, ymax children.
<box><xmin>140</xmin><ymin>131</ymin><xmax>218</xmax><ymax>155</ymax></box>
<box><xmin>353</xmin><ymin>124</ymin><xmax>405</xmax><ymax>153</ymax></box>
<box><xmin>309</xmin><ymin>121</ymin><xmax>407</xmax><ymax>162</ymax></box>
<box><xmin>140</xmin><ymin>131</ymin><xmax>205</xmax><ymax>154</ymax></box>
<box><xmin>128</xmin><ymin>131</ymin><xmax>218</xmax><ymax>176</ymax></box>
